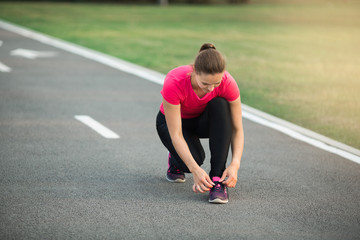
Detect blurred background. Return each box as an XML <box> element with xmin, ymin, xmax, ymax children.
<box><xmin>0</xmin><ymin>0</ymin><xmax>359</xmax><ymax>149</ymax></box>
<box><xmin>0</xmin><ymin>0</ymin><xmax>250</xmax><ymax>4</ymax></box>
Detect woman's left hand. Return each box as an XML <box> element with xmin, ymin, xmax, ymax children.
<box><xmin>219</xmin><ymin>164</ymin><xmax>239</xmax><ymax>188</ymax></box>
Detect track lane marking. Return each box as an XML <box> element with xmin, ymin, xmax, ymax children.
<box><xmin>10</xmin><ymin>48</ymin><xmax>58</xmax><ymax>59</ymax></box>
<box><xmin>74</xmin><ymin>115</ymin><xmax>120</xmax><ymax>139</ymax></box>
<box><xmin>0</xmin><ymin>62</ymin><xmax>11</xmax><ymax>72</ymax></box>
<box><xmin>243</xmin><ymin>111</ymin><xmax>360</xmax><ymax>164</ymax></box>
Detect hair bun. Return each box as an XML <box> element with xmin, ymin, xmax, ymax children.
<box><xmin>199</xmin><ymin>43</ymin><xmax>216</xmax><ymax>52</ymax></box>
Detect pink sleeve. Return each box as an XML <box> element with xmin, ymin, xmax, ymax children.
<box><xmin>160</xmin><ymin>74</ymin><xmax>182</xmax><ymax>105</ymax></box>
<box><xmin>220</xmin><ymin>72</ymin><xmax>240</xmax><ymax>101</ymax></box>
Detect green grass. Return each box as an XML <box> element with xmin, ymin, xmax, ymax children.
<box><xmin>1</xmin><ymin>1</ymin><xmax>359</xmax><ymax>148</ymax></box>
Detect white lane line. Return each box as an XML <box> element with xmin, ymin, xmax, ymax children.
<box><xmin>0</xmin><ymin>40</ymin><xmax>3</xmax><ymax>47</ymax></box>
<box><xmin>1</xmin><ymin>20</ymin><xmax>359</xmax><ymax>163</ymax></box>
<box><xmin>10</xmin><ymin>48</ymin><xmax>58</xmax><ymax>59</ymax></box>
<box><xmin>74</xmin><ymin>115</ymin><xmax>120</xmax><ymax>139</ymax></box>
<box><xmin>0</xmin><ymin>62</ymin><xmax>12</xmax><ymax>72</ymax></box>
<box><xmin>242</xmin><ymin>111</ymin><xmax>360</xmax><ymax>164</ymax></box>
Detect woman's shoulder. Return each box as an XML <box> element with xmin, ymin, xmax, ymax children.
<box><xmin>167</xmin><ymin>65</ymin><xmax>193</xmax><ymax>77</ymax></box>
<box><xmin>223</xmin><ymin>71</ymin><xmax>234</xmax><ymax>81</ymax></box>
<box><xmin>216</xmin><ymin>70</ymin><xmax>240</xmax><ymax>100</ymax></box>
<box><xmin>164</xmin><ymin>65</ymin><xmax>192</xmax><ymax>87</ymax></box>
<box><xmin>219</xmin><ymin>71</ymin><xmax>236</xmax><ymax>87</ymax></box>
<box><xmin>164</xmin><ymin>65</ymin><xmax>191</xmax><ymax>87</ymax></box>
<box><xmin>162</xmin><ymin>66</ymin><xmax>191</xmax><ymax>102</ymax></box>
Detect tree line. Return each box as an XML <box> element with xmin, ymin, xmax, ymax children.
<box><xmin>1</xmin><ymin>0</ymin><xmax>249</xmax><ymax>5</ymax></box>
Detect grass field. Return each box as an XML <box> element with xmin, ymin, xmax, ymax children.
<box><xmin>0</xmin><ymin>1</ymin><xmax>359</xmax><ymax>148</ymax></box>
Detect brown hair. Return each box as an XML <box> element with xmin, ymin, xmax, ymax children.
<box><xmin>194</xmin><ymin>43</ymin><xmax>226</xmax><ymax>75</ymax></box>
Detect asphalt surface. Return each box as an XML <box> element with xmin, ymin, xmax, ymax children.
<box><xmin>0</xmin><ymin>27</ymin><xmax>359</xmax><ymax>240</ymax></box>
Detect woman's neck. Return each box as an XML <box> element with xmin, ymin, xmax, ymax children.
<box><xmin>190</xmin><ymin>72</ymin><xmax>207</xmax><ymax>98</ymax></box>
<box><xmin>190</xmin><ymin>72</ymin><xmax>199</xmax><ymax>90</ymax></box>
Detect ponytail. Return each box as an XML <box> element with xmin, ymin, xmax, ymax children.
<box><xmin>199</xmin><ymin>43</ymin><xmax>216</xmax><ymax>52</ymax></box>
<box><xmin>194</xmin><ymin>43</ymin><xmax>225</xmax><ymax>75</ymax></box>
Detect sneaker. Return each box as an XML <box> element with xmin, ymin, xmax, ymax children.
<box><xmin>166</xmin><ymin>153</ymin><xmax>185</xmax><ymax>183</ymax></box>
<box><xmin>209</xmin><ymin>177</ymin><xmax>228</xmax><ymax>204</ymax></box>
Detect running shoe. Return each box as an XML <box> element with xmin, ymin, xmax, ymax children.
<box><xmin>166</xmin><ymin>153</ymin><xmax>185</xmax><ymax>183</ymax></box>
<box><xmin>209</xmin><ymin>177</ymin><xmax>228</xmax><ymax>204</ymax></box>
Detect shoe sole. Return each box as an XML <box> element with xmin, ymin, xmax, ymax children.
<box><xmin>166</xmin><ymin>175</ymin><xmax>186</xmax><ymax>183</ymax></box>
<box><xmin>209</xmin><ymin>198</ymin><xmax>229</xmax><ymax>204</ymax></box>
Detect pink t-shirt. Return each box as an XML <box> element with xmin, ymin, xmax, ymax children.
<box><xmin>160</xmin><ymin>65</ymin><xmax>240</xmax><ymax>119</ymax></box>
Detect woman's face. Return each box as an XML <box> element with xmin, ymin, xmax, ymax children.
<box><xmin>195</xmin><ymin>72</ymin><xmax>224</xmax><ymax>93</ymax></box>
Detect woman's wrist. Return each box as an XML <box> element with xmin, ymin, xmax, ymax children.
<box><xmin>189</xmin><ymin>164</ymin><xmax>201</xmax><ymax>173</ymax></box>
<box><xmin>230</xmin><ymin>159</ymin><xmax>241</xmax><ymax>170</ymax></box>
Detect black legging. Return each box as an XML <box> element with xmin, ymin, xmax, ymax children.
<box><xmin>156</xmin><ymin>97</ymin><xmax>233</xmax><ymax>178</ymax></box>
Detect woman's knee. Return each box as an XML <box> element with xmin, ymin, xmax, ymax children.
<box><xmin>207</xmin><ymin>97</ymin><xmax>231</xmax><ymax>118</ymax></box>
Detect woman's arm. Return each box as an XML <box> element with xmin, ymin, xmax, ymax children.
<box><xmin>220</xmin><ymin>96</ymin><xmax>244</xmax><ymax>187</ymax></box>
<box><xmin>162</xmin><ymin>98</ymin><xmax>214</xmax><ymax>193</ymax></box>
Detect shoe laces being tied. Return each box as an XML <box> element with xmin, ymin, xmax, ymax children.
<box><xmin>213</xmin><ymin>181</ymin><xmax>226</xmax><ymax>192</ymax></box>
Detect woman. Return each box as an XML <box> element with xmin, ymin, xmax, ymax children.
<box><xmin>156</xmin><ymin>43</ymin><xmax>244</xmax><ymax>204</ymax></box>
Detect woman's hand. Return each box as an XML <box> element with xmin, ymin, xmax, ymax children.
<box><xmin>192</xmin><ymin>167</ymin><xmax>215</xmax><ymax>193</ymax></box>
<box><xmin>219</xmin><ymin>164</ymin><xmax>239</xmax><ymax>188</ymax></box>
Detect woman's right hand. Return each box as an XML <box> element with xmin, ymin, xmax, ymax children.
<box><xmin>192</xmin><ymin>167</ymin><xmax>215</xmax><ymax>193</ymax></box>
